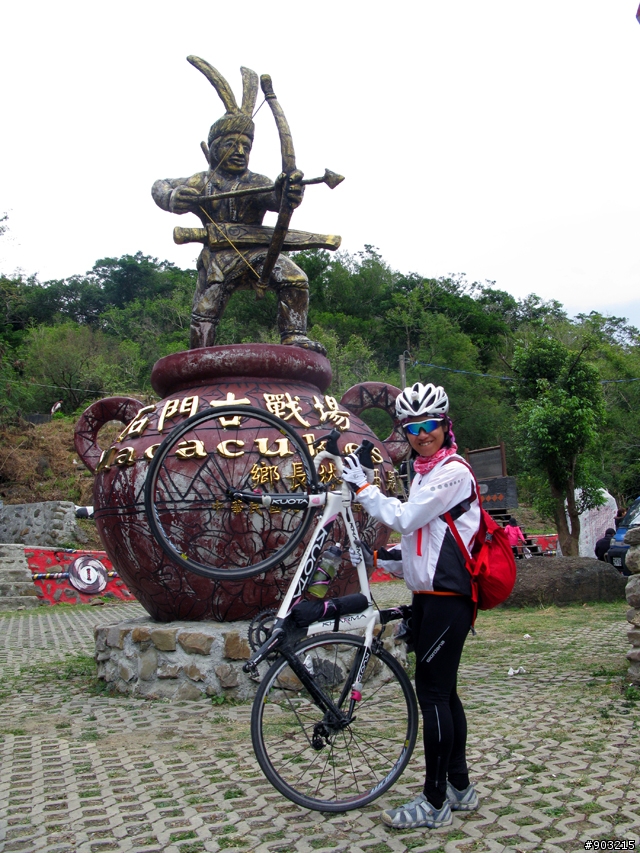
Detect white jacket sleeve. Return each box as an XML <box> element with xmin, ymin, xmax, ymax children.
<box><xmin>356</xmin><ymin>459</ymin><xmax>474</xmax><ymax>535</ymax></box>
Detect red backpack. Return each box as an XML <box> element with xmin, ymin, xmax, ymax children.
<box><xmin>442</xmin><ymin>458</ymin><xmax>517</xmax><ymax>611</ymax></box>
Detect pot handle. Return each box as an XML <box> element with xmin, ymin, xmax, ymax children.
<box><xmin>74</xmin><ymin>397</ymin><xmax>147</xmax><ymax>474</ymax></box>
<box><xmin>340</xmin><ymin>382</ymin><xmax>408</xmax><ymax>465</ymax></box>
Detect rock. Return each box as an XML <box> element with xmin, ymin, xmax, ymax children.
<box><xmin>175</xmin><ymin>681</ymin><xmax>203</xmax><ymax>701</ymax></box>
<box><xmin>184</xmin><ymin>663</ymin><xmax>206</xmax><ymax>682</ymax></box>
<box><xmin>626</xmin><ymin>575</ymin><xmax>640</xmax><ymax>608</ymax></box>
<box><xmin>106</xmin><ymin>626</ymin><xmax>129</xmax><ymax>649</ymax></box>
<box><xmin>150</xmin><ymin>628</ymin><xmax>177</xmax><ymax>651</ymax></box>
<box><xmin>627</xmin><ymin>629</ymin><xmax>640</xmax><ymax>645</ymax></box>
<box><xmin>131</xmin><ymin>626</ymin><xmax>152</xmax><ymax>643</ymax></box>
<box><xmin>157</xmin><ymin>663</ymin><xmax>181</xmax><ymax>679</ymax></box>
<box><xmin>626</xmin><ymin>648</ymin><xmax>640</xmax><ymax>662</ymax></box>
<box><xmin>215</xmin><ymin>664</ymin><xmax>239</xmax><ymax>688</ymax></box>
<box><xmin>36</xmin><ymin>456</ymin><xmax>50</xmax><ymax>476</ymax></box>
<box><xmin>625</xmin><ymin>547</ymin><xmax>640</xmax><ymax>574</ymax></box>
<box><xmin>629</xmin><ymin>662</ymin><xmax>640</xmax><ymax>683</ymax></box>
<box><xmin>118</xmin><ymin>661</ymin><xmax>135</xmax><ymax>682</ymax></box>
<box><xmin>138</xmin><ymin>681</ymin><xmax>179</xmax><ymax>700</ymax></box>
<box><xmin>177</xmin><ymin>631</ymin><xmax>213</xmax><ymax>655</ymax></box>
<box><xmin>223</xmin><ymin>631</ymin><xmax>251</xmax><ymax>660</ymax></box>
<box><xmin>138</xmin><ymin>649</ymin><xmax>158</xmax><ymax>681</ymax></box>
<box><xmin>503</xmin><ymin>557</ymin><xmax>627</xmax><ymax>607</ymax></box>
<box><xmin>624</xmin><ymin>527</ymin><xmax>640</xmax><ymax>546</ymax></box>
<box><xmin>94</xmin><ymin>627</ymin><xmax>107</xmax><ymax>651</ymax></box>
<box><xmin>627</xmin><ymin>608</ymin><xmax>640</xmax><ymax>627</ymax></box>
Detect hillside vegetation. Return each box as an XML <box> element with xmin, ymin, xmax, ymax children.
<box><xmin>1</xmin><ymin>247</ymin><xmax>639</xmax><ymax>549</ymax></box>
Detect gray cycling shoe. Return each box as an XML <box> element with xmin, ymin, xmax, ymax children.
<box><xmin>446</xmin><ymin>781</ymin><xmax>479</xmax><ymax>811</ymax></box>
<box><xmin>381</xmin><ymin>793</ymin><xmax>452</xmax><ymax>828</ymax></box>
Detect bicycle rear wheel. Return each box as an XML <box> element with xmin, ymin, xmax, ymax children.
<box><xmin>144</xmin><ymin>405</ymin><xmax>319</xmax><ymax>580</ymax></box>
<box><xmin>251</xmin><ymin>632</ymin><xmax>418</xmax><ymax>812</ymax></box>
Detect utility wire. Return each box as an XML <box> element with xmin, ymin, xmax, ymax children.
<box><xmin>410</xmin><ymin>360</ymin><xmax>516</xmax><ymax>381</ymax></box>
<box><xmin>411</xmin><ymin>360</ymin><xmax>640</xmax><ymax>386</ymax></box>
<box><xmin>0</xmin><ymin>376</ymin><xmax>144</xmax><ymax>397</ymax></box>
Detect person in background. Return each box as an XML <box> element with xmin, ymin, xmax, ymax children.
<box><xmin>614</xmin><ymin>508</ymin><xmax>626</xmax><ymax>530</ymax></box>
<box><xmin>505</xmin><ymin>517</ymin><xmax>526</xmax><ymax>557</ymax></box>
<box><xmin>594</xmin><ymin>528</ymin><xmax>616</xmax><ymax>561</ymax></box>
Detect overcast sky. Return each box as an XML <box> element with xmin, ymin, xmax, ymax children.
<box><xmin>2</xmin><ymin>1</ymin><xmax>639</xmax><ymax>326</ymax></box>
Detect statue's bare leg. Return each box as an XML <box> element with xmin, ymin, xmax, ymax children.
<box><xmin>272</xmin><ymin>259</ymin><xmax>326</xmax><ymax>356</ymax></box>
<box><xmin>190</xmin><ymin>268</ymin><xmax>234</xmax><ymax>349</ymax></box>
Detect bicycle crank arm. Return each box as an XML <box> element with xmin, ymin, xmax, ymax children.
<box><xmin>243</xmin><ymin>624</ymin><xmax>286</xmax><ymax>671</ymax></box>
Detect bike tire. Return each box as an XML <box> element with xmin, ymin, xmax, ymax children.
<box><xmin>250</xmin><ymin>632</ymin><xmax>418</xmax><ymax>812</ymax></box>
<box><xmin>144</xmin><ymin>405</ymin><xmax>320</xmax><ymax>580</ymax></box>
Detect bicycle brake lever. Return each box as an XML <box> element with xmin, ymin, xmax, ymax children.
<box><xmin>354</xmin><ymin>440</ymin><xmax>375</xmax><ymax>470</ymax></box>
<box><xmin>313</xmin><ymin>428</ymin><xmax>341</xmax><ymax>457</ymax></box>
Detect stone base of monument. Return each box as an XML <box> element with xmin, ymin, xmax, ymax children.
<box><xmin>622</xmin><ymin>528</ymin><xmax>640</xmax><ymax>685</ymax></box>
<box><xmin>94</xmin><ymin>617</ymin><xmax>259</xmax><ymax>700</ymax></box>
<box><xmin>94</xmin><ymin>616</ymin><xmax>404</xmax><ymax>700</ymax></box>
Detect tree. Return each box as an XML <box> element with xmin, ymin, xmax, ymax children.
<box><xmin>511</xmin><ymin>335</ymin><xmax>605</xmax><ymax>555</ymax></box>
<box><xmin>21</xmin><ymin>323</ymin><xmax>143</xmax><ymax>412</ymax></box>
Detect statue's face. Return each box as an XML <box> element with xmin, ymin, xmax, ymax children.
<box><xmin>212</xmin><ymin>133</ymin><xmax>252</xmax><ymax>174</ymax></box>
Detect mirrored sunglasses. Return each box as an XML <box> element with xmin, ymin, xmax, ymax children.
<box><xmin>403</xmin><ymin>419</ymin><xmax>443</xmax><ymax>436</ymax></box>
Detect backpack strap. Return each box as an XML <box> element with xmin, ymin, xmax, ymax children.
<box><xmin>441</xmin><ymin>457</ymin><xmax>482</xmax><ymax>618</ymax></box>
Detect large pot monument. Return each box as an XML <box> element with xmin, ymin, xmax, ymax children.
<box><xmin>75</xmin><ymin>57</ymin><xmax>407</xmax><ymax>625</ymax></box>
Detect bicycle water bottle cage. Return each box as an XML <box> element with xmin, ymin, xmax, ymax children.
<box><xmin>354</xmin><ymin>440</ymin><xmax>375</xmax><ymax>470</ymax></box>
<box><xmin>313</xmin><ymin>429</ymin><xmax>341</xmax><ymax>457</ymax></box>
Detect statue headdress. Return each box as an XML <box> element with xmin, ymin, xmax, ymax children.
<box><xmin>187</xmin><ymin>55</ymin><xmax>259</xmax><ymax>146</ymax></box>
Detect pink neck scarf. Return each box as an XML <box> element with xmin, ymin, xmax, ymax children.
<box><xmin>413</xmin><ymin>443</ymin><xmax>458</xmax><ymax>476</ymax></box>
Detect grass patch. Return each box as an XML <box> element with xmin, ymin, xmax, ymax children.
<box><xmin>170</xmin><ymin>830</ymin><xmax>196</xmax><ymax>842</ymax></box>
<box><xmin>223</xmin><ymin>788</ymin><xmax>244</xmax><ymax>800</ymax></box>
<box><xmin>472</xmin><ymin>601</ymin><xmax>626</xmax><ymax>637</ymax></box>
<box><xmin>624</xmin><ymin>684</ymin><xmax>640</xmax><ymax>702</ymax></box>
<box><xmin>218</xmin><ymin>838</ymin><xmax>249</xmax><ymax>849</ymax></box>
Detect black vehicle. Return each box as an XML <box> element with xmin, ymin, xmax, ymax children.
<box><xmin>605</xmin><ymin>496</ymin><xmax>640</xmax><ymax>575</ymax></box>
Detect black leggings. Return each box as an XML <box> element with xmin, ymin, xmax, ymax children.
<box><xmin>411</xmin><ymin>594</ymin><xmax>474</xmax><ymax>808</ymax></box>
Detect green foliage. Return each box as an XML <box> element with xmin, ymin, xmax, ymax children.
<box><xmin>2</xmin><ymin>244</ymin><xmax>640</xmax><ymax>527</ymax></box>
<box><xmin>511</xmin><ymin>335</ymin><xmax>606</xmax><ymax>552</ymax></box>
<box><xmin>21</xmin><ymin>322</ymin><xmax>144</xmax><ymax>412</ymax></box>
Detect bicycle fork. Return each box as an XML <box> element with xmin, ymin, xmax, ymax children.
<box><xmin>280</xmin><ymin>639</ymin><xmax>373</xmax><ymax>750</ymax></box>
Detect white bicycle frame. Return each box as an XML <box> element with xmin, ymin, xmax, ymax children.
<box><xmin>269</xmin><ymin>448</ymin><xmax>381</xmax><ymax>650</ymax></box>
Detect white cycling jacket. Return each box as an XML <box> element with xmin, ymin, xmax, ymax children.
<box><xmin>357</xmin><ymin>454</ymin><xmax>481</xmax><ymax>594</ymax></box>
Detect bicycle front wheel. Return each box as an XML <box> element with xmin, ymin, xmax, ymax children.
<box><xmin>144</xmin><ymin>405</ymin><xmax>319</xmax><ymax>580</ymax></box>
<box><xmin>251</xmin><ymin>633</ymin><xmax>418</xmax><ymax>812</ymax></box>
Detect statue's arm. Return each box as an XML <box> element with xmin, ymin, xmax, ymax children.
<box><xmin>152</xmin><ymin>173</ymin><xmax>206</xmax><ymax>215</ymax></box>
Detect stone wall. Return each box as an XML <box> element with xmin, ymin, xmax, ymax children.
<box><xmin>0</xmin><ymin>501</ymin><xmax>81</xmax><ymax>547</ymax></box>
<box><xmin>95</xmin><ymin>617</ymin><xmax>261</xmax><ymax>700</ymax></box>
<box><xmin>623</xmin><ymin>527</ymin><xmax>640</xmax><ymax>685</ymax></box>
<box><xmin>94</xmin><ymin>615</ymin><xmax>404</xmax><ymax>700</ymax></box>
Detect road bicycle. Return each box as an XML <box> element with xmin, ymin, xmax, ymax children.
<box><xmin>144</xmin><ymin>405</ymin><xmax>418</xmax><ymax>811</ymax></box>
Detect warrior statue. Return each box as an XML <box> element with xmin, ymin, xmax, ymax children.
<box><xmin>152</xmin><ymin>56</ymin><xmax>343</xmax><ymax>354</ymax></box>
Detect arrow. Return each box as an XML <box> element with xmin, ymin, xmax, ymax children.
<box><xmin>190</xmin><ymin>169</ymin><xmax>344</xmax><ymax>204</ymax></box>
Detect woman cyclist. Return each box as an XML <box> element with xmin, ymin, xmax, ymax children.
<box><xmin>342</xmin><ymin>382</ymin><xmax>480</xmax><ymax>830</ymax></box>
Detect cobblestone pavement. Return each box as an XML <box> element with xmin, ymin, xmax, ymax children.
<box><xmin>0</xmin><ymin>588</ymin><xmax>638</xmax><ymax>853</ymax></box>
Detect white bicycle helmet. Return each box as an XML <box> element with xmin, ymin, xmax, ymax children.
<box><xmin>395</xmin><ymin>382</ymin><xmax>449</xmax><ymax>422</ymax></box>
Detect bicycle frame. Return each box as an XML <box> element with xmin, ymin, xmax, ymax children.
<box><xmin>242</xmin><ymin>444</ymin><xmax>408</xmax><ymax>676</ymax></box>
<box><xmin>242</xmin><ymin>435</ymin><xmax>418</xmax><ymax>812</ymax></box>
